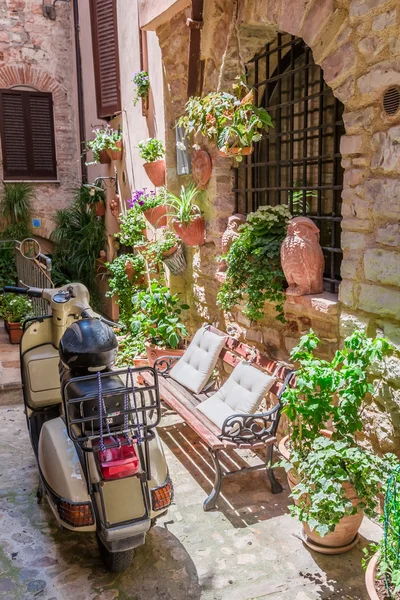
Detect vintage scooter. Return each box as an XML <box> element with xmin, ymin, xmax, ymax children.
<box><xmin>1</xmin><ymin>240</ymin><xmax>173</xmax><ymax>572</ymax></box>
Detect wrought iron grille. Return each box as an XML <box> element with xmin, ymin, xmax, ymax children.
<box><xmin>233</xmin><ymin>34</ymin><xmax>344</xmax><ymax>293</ymax></box>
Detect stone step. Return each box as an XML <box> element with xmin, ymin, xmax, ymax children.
<box><xmin>0</xmin><ymin>320</ymin><xmax>23</xmax><ymax>405</ymax></box>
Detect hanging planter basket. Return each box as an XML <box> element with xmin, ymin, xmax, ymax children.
<box><xmin>173</xmin><ymin>216</ymin><xmax>205</xmax><ymax>247</ymax></box>
<box><xmin>99</xmin><ymin>150</ymin><xmax>111</xmax><ymax>164</ymax></box>
<box><xmin>162</xmin><ymin>245</ymin><xmax>187</xmax><ymax>275</ymax></box>
<box><xmin>144</xmin><ymin>204</ymin><xmax>168</xmax><ymax>228</ymax></box>
<box><xmin>217</xmin><ymin>146</ymin><xmax>253</xmax><ymax>158</ymax></box>
<box><xmin>107</xmin><ymin>141</ymin><xmax>123</xmax><ymax>161</ymax></box>
<box><xmin>144</xmin><ymin>159</ymin><xmax>166</xmax><ymax>187</ymax></box>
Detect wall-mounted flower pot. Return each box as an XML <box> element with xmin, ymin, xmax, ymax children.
<box><xmin>279</xmin><ymin>433</ymin><xmax>363</xmax><ymax>554</ymax></box>
<box><xmin>162</xmin><ymin>245</ymin><xmax>187</xmax><ymax>275</ymax></box>
<box><xmin>99</xmin><ymin>150</ymin><xmax>111</xmax><ymax>164</ymax></box>
<box><xmin>107</xmin><ymin>141</ymin><xmax>123</xmax><ymax>161</ymax></box>
<box><xmin>144</xmin><ymin>204</ymin><xmax>168</xmax><ymax>228</ymax></box>
<box><xmin>162</xmin><ymin>244</ymin><xmax>179</xmax><ymax>258</ymax></box>
<box><xmin>217</xmin><ymin>146</ymin><xmax>253</xmax><ymax>158</ymax></box>
<box><xmin>145</xmin><ymin>343</ymin><xmax>185</xmax><ymax>367</ymax></box>
<box><xmin>95</xmin><ymin>202</ymin><xmax>106</xmax><ymax>217</ymax></box>
<box><xmin>7</xmin><ymin>322</ymin><xmax>23</xmax><ymax>345</ymax></box>
<box><xmin>173</xmin><ymin>216</ymin><xmax>205</xmax><ymax>247</ymax></box>
<box><xmin>144</xmin><ymin>159</ymin><xmax>166</xmax><ymax>187</ymax></box>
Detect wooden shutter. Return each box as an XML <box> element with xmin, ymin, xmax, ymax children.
<box><xmin>0</xmin><ymin>89</ymin><xmax>57</xmax><ymax>181</ymax></box>
<box><xmin>90</xmin><ymin>0</ymin><xmax>121</xmax><ymax>119</ymax></box>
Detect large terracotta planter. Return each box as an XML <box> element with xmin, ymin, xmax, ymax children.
<box><xmin>144</xmin><ymin>204</ymin><xmax>168</xmax><ymax>228</ymax></box>
<box><xmin>365</xmin><ymin>553</ymin><xmax>380</xmax><ymax>600</ymax></box>
<box><xmin>99</xmin><ymin>150</ymin><xmax>111</xmax><ymax>164</ymax></box>
<box><xmin>107</xmin><ymin>141</ymin><xmax>123</xmax><ymax>161</ymax></box>
<box><xmin>279</xmin><ymin>433</ymin><xmax>363</xmax><ymax>554</ymax></box>
<box><xmin>145</xmin><ymin>344</ymin><xmax>185</xmax><ymax>367</ymax></box>
<box><xmin>173</xmin><ymin>216</ymin><xmax>205</xmax><ymax>247</ymax></box>
<box><xmin>143</xmin><ymin>159</ymin><xmax>166</xmax><ymax>187</ymax></box>
<box><xmin>7</xmin><ymin>322</ymin><xmax>23</xmax><ymax>345</ymax></box>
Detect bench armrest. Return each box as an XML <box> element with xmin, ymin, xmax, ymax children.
<box><xmin>219</xmin><ymin>404</ymin><xmax>281</xmax><ymax>445</ymax></box>
<box><xmin>153</xmin><ymin>355</ymin><xmax>182</xmax><ymax>375</ymax></box>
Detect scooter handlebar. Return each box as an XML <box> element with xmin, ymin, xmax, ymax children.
<box><xmin>3</xmin><ymin>286</ymin><xmax>42</xmax><ymax>298</ymax></box>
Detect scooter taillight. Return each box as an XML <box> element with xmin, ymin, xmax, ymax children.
<box><xmin>95</xmin><ymin>437</ymin><xmax>140</xmax><ymax>481</ymax></box>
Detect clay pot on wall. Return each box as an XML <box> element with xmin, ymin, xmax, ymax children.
<box><xmin>95</xmin><ymin>202</ymin><xmax>106</xmax><ymax>217</ymax></box>
<box><xmin>144</xmin><ymin>204</ymin><xmax>168</xmax><ymax>228</ymax></box>
<box><xmin>278</xmin><ymin>432</ymin><xmax>363</xmax><ymax>554</ymax></box>
<box><xmin>107</xmin><ymin>141</ymin><xmax>123</xmax><ymax>161</ymax></box>
<box><xmin>144</xmin><ymin>159</ymin><xmax>166</xmax><ymax>187</ymax></box>
<box><xmin>8</xmin><ymin>322</ymin><xmax>23</xmax><ymax>345</ymax></box>
<box><xmin>99</xmin><ymin>150</ymin><xmax>111</xmax><ymax>164</ymax></box>
<box><xmin>365</xmin><ymin>553</ymin><xmax>380</xmax><ymax>600</ymax></box>
<box><xmin>217</xmin><ymin>146</ymin><xmax>253</xmax><ymax>158</ymax></box>
<box><xmin>173</xmin><ymin>216</ymin><xmax>205</xmax><ymax>247</ymax></box>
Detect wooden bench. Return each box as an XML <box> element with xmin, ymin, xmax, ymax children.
<box><xmin>142</xmin><ymin>325</ymin><xmax>295</xmax><ymax>511</ymax></box>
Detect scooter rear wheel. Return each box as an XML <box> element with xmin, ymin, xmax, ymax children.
<box><xmin>96</xmin><ymin>534</ymin><xmax>135</xmax><ymax>572</ymax></box>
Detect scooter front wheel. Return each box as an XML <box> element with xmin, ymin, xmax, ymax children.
<box><xmin>96</xmin><ymin>534</ymin><xmax>135</xmax><ymax>572</ymax></box>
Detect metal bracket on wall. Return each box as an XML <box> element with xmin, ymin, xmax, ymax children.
<box><xmin>94</xmin><ymin>175</ymin><xmax>118</xmax><ymax>193</ymax></box>
<box><xmin>43</xmin><ymin>0</ymin><xmax>70</xmax><ymax>21</ymax></box>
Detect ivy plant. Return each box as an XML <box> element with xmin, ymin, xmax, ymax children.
<box><xmin>132</xmin><ymin>71</ymin><xmax>150</xmax><ymax>106</ymax></box>
<box><xmin>217</xmin><ymin>204</ymin><xmax>291</xmax><ymax>322</ymax></box>
<box><xmin>106</xmin><ymin>254</ymin><xmax>145</xmax><ymax>326</ymax></box>
<box><xmin>115</xmin><ymin>333</ymin><xmax>147</xmax><ymax>366</ymax></box>
<box><xmin>281</xmin><ymin>330</ymin><xmax>398</xmax><ymax>538</ymax></box>
<box><xmin>115</xmin><ymin>207</ymin><xmax>147</xmax><ymax>248</ymax></box>
<box><xmin>130</xmin><ymin>282</ymin><xmax>189</xmax><ymax>349</ymax></box>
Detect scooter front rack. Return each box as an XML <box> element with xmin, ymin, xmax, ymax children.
<box><xmin>62</xmin><ymin>366</ymin><xmax>162</xmax><ymax>447</ymax></box>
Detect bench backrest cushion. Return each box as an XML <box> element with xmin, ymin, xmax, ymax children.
<box><xmin>196</xmin><ymin>360</ymin><xmax>275</xmax><ymax>429</ymax></box>
<box><xmin>169</xmin><ymin>327</ymin><xmax>227</xmax><ymax>394</ymax></box>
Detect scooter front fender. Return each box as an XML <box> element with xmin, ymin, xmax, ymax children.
<box><xmin>39</xmin><ymin>417</ymin><xmax>96</xmax><ymax>532</ymax></box>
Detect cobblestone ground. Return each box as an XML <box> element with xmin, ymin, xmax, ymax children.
<box><xmin>0</xmin><ymin>403</ymin><xmax>381</xmax><ymax>600</ymax></box>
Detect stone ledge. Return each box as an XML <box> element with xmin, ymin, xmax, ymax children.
<box><xmin>284</xmin><ymin>292</ymin><xmax>339</xmax><ymax>316</ymax></box>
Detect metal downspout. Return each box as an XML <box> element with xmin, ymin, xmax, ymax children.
<box><xmin>73</xmin><ymin>0</ymin><xmax>87</xmax><ymax>182</ymax></box>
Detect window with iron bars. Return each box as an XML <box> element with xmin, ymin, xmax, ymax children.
<box><xmin>233</xmin><ymin>34</ymin><xmax>344</xmax><ymax>293</ymax></box>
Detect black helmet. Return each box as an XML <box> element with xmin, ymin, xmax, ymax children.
<box><xmin>59</xmin><ymin>319</ymin><xmax>118</xmax><ymax>373</ymax></box>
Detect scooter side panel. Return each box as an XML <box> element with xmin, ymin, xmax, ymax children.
<box><xmin>23</xmin><ymin>344</ymin><xmax>62</xmax><ymax>408</ymax></box>
<box><xmin>39</xmin><ymin>417</ymin><xmax>96</xmax><ymax>531</ymax></box>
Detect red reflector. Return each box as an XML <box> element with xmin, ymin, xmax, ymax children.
<box><xmin>95</xmin><ymin>436</ymin><xmax>140</xmax><ymax>481</ymax></box>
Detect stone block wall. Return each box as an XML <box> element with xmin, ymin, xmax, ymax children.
<box><xmin>0</xmin><ymin>0</ymin><xmax>80</xmax><ymax>239</ymax></box>
<box><xmin>154</xmin><ymin>0</ymin><xmax>400</xmax><ymax>452</ymax></box>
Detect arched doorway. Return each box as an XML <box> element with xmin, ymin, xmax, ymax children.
<box><xmin>234</xmin><ymin>34</ymin><xmax>344</xmax><ymax>293</ymax></box>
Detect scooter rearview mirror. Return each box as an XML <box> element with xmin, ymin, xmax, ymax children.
<box><xmin>20</xmin><ymin>238</ymin><xmax>41</xmax><ymax>260</ymax></box>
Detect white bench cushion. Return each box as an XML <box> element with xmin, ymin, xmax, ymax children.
<box><xmin>169</xmin><ymin>327</ymin><xmax>227</xmax><ymax>394</ymax></box>
<box><xmin>197</xmin><ymin>360</ymin><xmax>275</xmax><ymax>429</ymax></box>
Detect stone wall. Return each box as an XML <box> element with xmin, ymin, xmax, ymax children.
<box><xmin>154</xmin><ymin>0</ymin><xmax>400</xmax><ymax>452</ymax></box>
<box><xmin>0</xmin><ymin>0</ymin><xmax>80</xmax><ymax>239</ymax></box>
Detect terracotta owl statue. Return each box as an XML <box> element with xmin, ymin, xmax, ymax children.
<box><xmin>217</xmin><ymin>213</ymin><xmax>246</xmax><ymax>274</ymax></box>
<box><xmin>281</xmin><ymin>217</ymin><xmax>324</xmax><ymax>296</ymax></box>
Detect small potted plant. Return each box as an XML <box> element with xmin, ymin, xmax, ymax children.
<box><xmin>137</xmin><ymin>138</ymin><xmax>166</xmax><ymax>187</ymax></box>
<box><xmin>76</xmin><ymin>183</ymin><xmax>106</xmax><ymax>217</ymax></box>
<box><xmin>279</xmin><ymin>330</ymin><xmax>397</xmax><ymax>554</ymax></box>
<box><xmin>166</xmin><ymin>182</ymin><xmax>205</xmax><ymax>247</ymax></box>
<box><xmin>85</xmin><ymin>125</ymin><xmax>123</xmax><ymax>165</ymax></box>
<box><xmin>0</xmin><ymin>294</ymin><xmax>32</xmax><ymax>344</ymax></box>
<box><xmin>129</xmin><ymin>188</ymin><xmax>168</xmax><ymax>228</ymax></box>
<box><xmin>132</xmin><ymin>71</ymin><xmax>150</xmax><ymax>107</ymax></box>
<box><xmin>105</xmin><ymin>126</ymin><xmax>123</xmax><ymax>161</ymax></box>
<box><xmin>130</xmin><ymin>282</ymin><xmax>189</xmax><ymax>365</ymax></box>
<box><xmin>178</xmin><ymin>77</ymin><xmax>273</xmax><ymax>162</ymax></box>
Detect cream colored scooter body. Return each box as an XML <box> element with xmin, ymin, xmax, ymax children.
<box><xmin>21</xmin><ymin>283</ymin><xmax>170</xmax><ymax>543</ymax></box>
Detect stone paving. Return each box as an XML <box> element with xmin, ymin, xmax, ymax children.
<box><xmin>0</xmin><ymin>397</ymin><xmax>382</xmax><ymax>600</ymax></box>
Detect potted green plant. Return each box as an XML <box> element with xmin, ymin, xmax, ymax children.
<box><xmin>132</xmin><ymin>71</ymin><xmax>150</xmax><ymax>107</ymax></box>
<box><xmin>278</xmin><ymin>330</ymin><xmax>397</xmax><ymax>554</ymax></box>
<box><xmin>137</xmin><ymin>138</ymin><xmax>166</xmax><ymax>187</ymax></box>
<box><xmin>115</xmin><ymin>332</ymin><xmax>148</xmax><ymax>369</ymax></box>
<box><xmin>106</xmin><ymin>126</ymin><xmax>123</xmax><ymax>161</ymax></box>
<box><xmin>166</xmin><ymin>182</ymin><xmax>205</xmax><ymax>247</ymax></box>
<box><xmin>217</xmin><ymin>204</ymin><xmax>291</xmax><ymax>322</ymax></box>
<box><xmin>74</xmin><ymin>183</ymin><xmax>106</xmax><ymax>217</ymax></box>
<box><xmin>130</xmin><ymin>282</ymin><xmax>189</xmax><ymax>365</ymax></box>
<box><xmin>85</xmin><ymin>125</ymin><xmax>123</xmax><ymax>165</ymax></box>
<box><xmin>129</xmin><ymin>188</ymin><xmax>168</xmax><ymax>228</ymax></box>
<box><xmin>0</xmin><ymin>294</ymin><xmax>32</xmax><ymax>344</ymax></box>
<box><xmin>178</xmin><ymin>77</ymin><xmax>273</xmax><ymax>162</ymax></box>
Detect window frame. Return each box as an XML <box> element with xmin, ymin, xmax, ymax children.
<box><xmin>0</xmin><ymin>88</ymin><xmax>58</xmax><ymax>182</ymax></box>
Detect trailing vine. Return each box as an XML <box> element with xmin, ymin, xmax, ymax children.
<box><xmin>217</xmin><ymin>204</ymin><xmax>291</xmax><ymax>322</ymax></box>
<box><xmin>106</xmin><ymin>254</ymin><xmax>145</xmax><ymax>325</ymax></box>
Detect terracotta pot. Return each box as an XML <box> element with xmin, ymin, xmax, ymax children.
<box><xmin>144</xmin><ymin>204</ymin><xmax>168</xmax><ymax>228</ymax></box>
<box><xmin>143</xmin><ymin>159</ymin><xmax>166</xmax><ymax>187</ymax></box>
<box><xmin>145</xmin><ymin>344</ymin><xmax>185</xmax><ymax>367</ymax></box>
<box><xmin>217</xmin><ymin>146</ymin><xmax>253</xmax><ymax>157</ymax></box>
<box><xmin>365</xmin><ymin>553</ymin><xmax>380</xmax><ymax>600</ymax></box>
<box><xmin>162</xmin><ymin>244</ymin><xmax>179</xmax><ymax>258</ymax></box>
<box><xmin>279</xmin><ymin>433</ymin><xmax>364</xmax><ymax>554</ymax></box>
<box><xmin>7</xmin><ymin>321</ymin><xmax>23</xmax><ymax>345</ymax></box>
<box><xmin>173</xmin><ymin>216</ymin><xmax>205</xmax><ymax>247</ymax></box>
<box><xmin>95</xmin><ymin>202</ymin><xmax>106</xmax><ymax>217</ymax></box>
<box><xmin>99</xmin><ymin>150</ymin><xmax>111</xmax><ymax>164</ymax></box>
<box><xmin>106</xmin><ymin>141</ymin><xmax>123</xmax><ymax>161</ymax></box>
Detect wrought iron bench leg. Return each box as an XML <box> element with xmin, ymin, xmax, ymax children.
<box><xmin>203</xmin><ymin>449</ymin><xmax>222</xmax><ymax>511</ymax></box>
<box><xmin>266</xmin><ymin>443</ymin><xmax>283</xmax><ymax>494</ymax></box>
